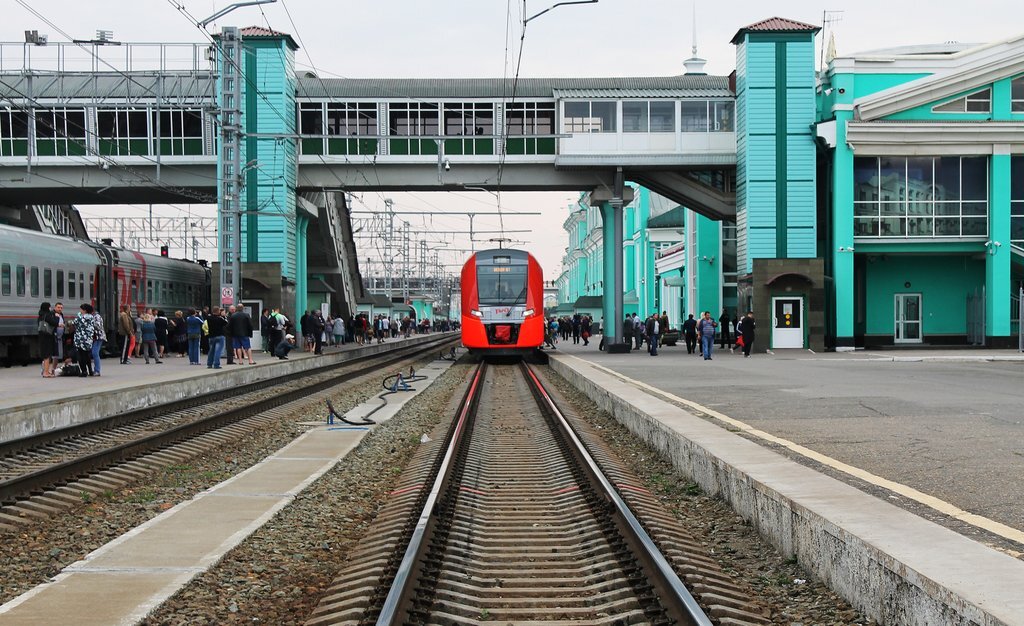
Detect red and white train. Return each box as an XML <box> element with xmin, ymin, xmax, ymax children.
<box><xmin>460</xmin><ymin>248</ymin><xmax>544</xmax><ymax>356</ymax></box>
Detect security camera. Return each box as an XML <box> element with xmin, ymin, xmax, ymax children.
<box><xmin>443</xmin><ymin>159</ymin><xmax>451</xmax><ymax>172</ymax></box>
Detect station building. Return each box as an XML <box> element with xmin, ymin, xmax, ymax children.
<box><xmin>556</xmin><ymin>18</ymin><xmax>1024</xmax><ymax>349</ymax></box>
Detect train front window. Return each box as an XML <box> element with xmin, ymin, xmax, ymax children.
<box><xmin>477</xmin><ymin>264</ymin><xmax>527</xmax><ymax>306</ymax></box>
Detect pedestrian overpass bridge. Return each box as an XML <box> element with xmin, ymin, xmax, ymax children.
<box><xmin>0</xmin><ymin>31</ymin><xmax>738</xmax><ymax>345</ymax></box>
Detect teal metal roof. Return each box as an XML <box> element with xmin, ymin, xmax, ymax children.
<box><xmin>295</xmin><ymin>75</ymin><xmax>732</xmax><ymax>99</ymax></box>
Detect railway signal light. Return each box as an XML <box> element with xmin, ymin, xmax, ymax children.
<box><xmin>160</xmin><ymin>245</ymin><xmax>169</xmax><ymax>257</ymax></box>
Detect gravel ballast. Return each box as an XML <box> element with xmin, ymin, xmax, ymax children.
<box><xmin>4</xmin><ymin>357</ymin><xmax>873</xmax><ymax>624</ymax></box>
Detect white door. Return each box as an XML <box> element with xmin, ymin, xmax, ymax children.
<box><xmin>771</xmin><ymin>297</ymin><xmax>804</xmax><ymax>349</ymax></box>
<box><xmin>894</xmin><ymin>293</ymin><xmax>922</xmax><ymax>344</ymax></box>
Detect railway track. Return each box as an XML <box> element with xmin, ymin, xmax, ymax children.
<box><xmin>307</xmin><ymin>361</ymin><xmax>769</xmax><ymax>625</ymax></box>
<box><xmin>0</xmin><ymin>336</ymin><xmax>456</xmax><ymax>525</ymax></box>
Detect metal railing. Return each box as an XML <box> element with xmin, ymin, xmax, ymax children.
<box><xmin>0</xmin><ymin>41</ymin><xmax>214</xmax><ymax>74</ymax></box>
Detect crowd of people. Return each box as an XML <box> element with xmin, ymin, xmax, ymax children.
<box><xmin>540</xmin><ymin>308</ymin><xmax>758</xmax><ymax>360</ymax></box>
<box><xmin>36</xmin><ymin>301</ymin><xmax>455</xmax><ymax>377</ymax></box>
<box><xmin>543</xmin><ymin>313</ymin><xmax>596</xmax><ymax>349</ymax></box>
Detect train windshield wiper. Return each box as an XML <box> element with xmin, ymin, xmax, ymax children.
<box><xmin>506</xmin><ymin>285</ymin><xmax>528</xmax><ymax>317</ymax></box>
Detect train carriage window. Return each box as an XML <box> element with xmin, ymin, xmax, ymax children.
<box><xmin>79</xmin><ymin>273</ymin><xmax>85</xmax><ymax>301</ymax></box>
<box><xmin>56</xmin><ymin>270</ymin><xmax>64</xmax><ymax>298</ymax></box>
<box><xmin>44</xmin><ymin>268</ymin><xmax>52</xmax><ymax>298</ymax></box>
<box><xmin>89</xmin><ymin>273</ymin><xmax>94</xmax><ymax>299</ymax></box>
<box><xmin>15</xmin><ymin>265</ymin><xmax>25</xmax><ymax>296</ymax></box>
<box><xmin>187</xmin><ymin>285</ymin><xmax>193</xmax><ymax>303</ymax></box>
<box><xmin>30</xmin><ymin>267</ymin><xmax>39</xmax><ymax>297</ymax></box>
<box><xmin>1</xmin><ymin>264</ymin><xmax>9</xmax><ymax>296</ymax></box>
<box><xmin>130</xmin><ymin>279</ymin><xmax>138</xmax><ymax>303</ymax></box>
<box><xmin>68</xmin><ymin>271</ymin><xmax>76</xmax><ymax>299</ymax></box>
<box><xmin>147</xmin><ymin>279</ymin><xmax>153</xmax><ymax>303</ymax></box>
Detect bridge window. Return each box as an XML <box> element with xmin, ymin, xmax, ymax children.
<box><xmin>97</xmin><ymin>109</ymin><xmax>150</xmax><ymax>156</ymax></box>
<box><xmin>443</xmin><ymin>103</ymin><xmax>493</xmax><ymax>155</ymax></box>
<box><xmin>680</xmin><ymin>101</ymin><xmax>708</xmax><ymax>132</ymax></box>
<box><xmin>0</xmin><ymin>109</ymin><xmax>29</xmax><ymax>157</ymax></box>
<box><xmin>35</xmin><ymin>108</ymin><xmax>87</xmax><ymax>157</ymax></box>
<box><xmin>326</xmin><ymin>102</ymin><xmax>378</xmax><ymax>155</ymax></box>
<box><xmin>623</xmin><ymin>101</ymin><xmax>676</xmax><ymax>133</ymax></box>
<box><xmin>153</xmin><ymin>109</ymin><xmax>204</xmax><ymax>155</ymax></box>
<box><xmin>1012</xmin><ymin>156</ymin><xmax>1024</xmax><ymax>246</ymax></box>
<box><xmin>712</xmin><ymin>101</ymin><xmax>734</xmax><ymax>132</ymax></box>
<box><xmin>853</xmin><ymin>156</ymin><xmax>988</xmax><ymax>238</ymax></box>
<box><xmin>564</xmin><ymin>101</ymin><xmax>616</xmax><ymax>133</ymax></box>
<box><xmin>388</xmin><ymin>103</ymin><xmax>439</xmax><ymax>155</ymax></box>
<box><xmin>504</xmin><ymin>102</ymin><xmax>555</xmax><ymax>155</ymax></box>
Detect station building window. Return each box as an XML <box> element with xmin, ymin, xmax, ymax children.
<box><xmin>388</xmin><ymin>102</ymin><xmax>439</xmax><ymax>155</ymax></box>
<box><xmin>35</xmin><ymin>108</ymin><xmax>87</xmax><ymax>157</ymax></box>
<box><xmin>0</xmin><ymin>109</ymin><xmax>29</xmax><ymax>157</ymax></box>
<box><xmin>1012</xmin><ymin>156</ymin><xmax>1024</xmax><ymax>246</ymax></box>
<box><xmin>443</xmin><ymin>102</ymin><xmax>493</xmax><ymax>155</ymax></box>
<box><xmin>623</xmin><ymin>101</ymin><xmax>676</xmax><ymax>133</ymax></box>
<box><xmin>1013</xmin><ymin>77</ymin><xmax>1024</xmax><ymax>113</ymax></box>
<box><xmin>152</xmin><ymin>109</ymin><xmax>204</xmax><ymax>156</ymax></box>
<box><xmin>563</xmin><ymin>101</ymin><xmax>616</xmax><ymax>133</ymax></box>
<box><xmin>853</xmin><ymin>156</ymin><xmax>988</xmax><ymax>238</ymax></box>
<box><xmin>504</xmin><ymin>102</ymin><xmax>555</xmax><ymax>155</ymax></box>
<box><xmin>97</xmin><ymin>108</ymin><xmax>150</xmax><ymax>156</ymax></box>
<box><xmin>933</xmin><ymin>88</ymin><xmax>991</xmax><ymax>113</ymax></box>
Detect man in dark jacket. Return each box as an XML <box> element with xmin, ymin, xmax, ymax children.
<box><xmin>644</xmin><ymin>313</ymin><xmax>660</xmax><ymax>356</ymax></box>
<box><xmin>229</xmin><ymin>305</ymin><xmax>256</xmax><ymax>364</ymax></box>
<box><xmin>309</xmin><ymin>311</ymin><xmax>325</xmax><ymax>355</ymax></box>
<box><xmin>741</xmin><ymin>311</ymin><xmax>756</xmax><ymax>357</ymax></box>
<box><xmin>682</xmin><ymin>314</ymin><xmax>698</xmax><ymax>355</ymax></box>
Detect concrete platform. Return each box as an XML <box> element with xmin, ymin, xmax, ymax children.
<box><xmin>0</xmin><ymin>333</ymin><xmax>452</xmax><ymax>443</ymax></box>
<box><xmin>547</xmin><ymin>340</ymin><xmax>1024</xmax><ymax>625</ymax></box>
<box><xmin>0</xmin><ymin>357</ymin><xmax>454</xmax><ymax>625</ymax></box>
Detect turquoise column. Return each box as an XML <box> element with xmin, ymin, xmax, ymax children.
<box><xmin>695</xmin><ymin>212</ymin><xmax>722</xmax><ymax>316</ymax></box>
<box><xmin>295</xmin><ymin>213</ymin><xmax>308</xmax><ymax>318</ymax></box>
<box><xmin>832</xmin><ymin>102</ymin><xmax>855</xmax><ymax>346</ymax></box>
<box><xmin>987</xmin><ymin>152</ymin><xmax>1011</xmax><ymax>340</ymax></box>
<box><xmin>600</xmin><ymin>201</ymin><xmax>616</xmax><ymax>337</ymax></box>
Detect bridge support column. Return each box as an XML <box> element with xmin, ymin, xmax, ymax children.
<box><xmin>599</xmin><ymin>168</ymin><xmax>631</xmax><ymax>353</ymax></box>
<box><xmin>295</xmin><ymin>213</ymin><xmax>309</xmax><ymax>321</ymax></box>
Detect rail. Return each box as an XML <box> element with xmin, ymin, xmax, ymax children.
<box><xmin>375</xmin><ymin>361</ymin><xmax>712</xmax><ymax>625</ymax></box>
<box><xmin>0</xmin><ymin>335</ymin><xmax>456</xmax><ymax>504</ymax></box>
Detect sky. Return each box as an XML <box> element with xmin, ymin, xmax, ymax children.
<box><xmin>4</xmin><ymin>0</ymin><xmax>1022</xmax><ymax>279</ymax></box>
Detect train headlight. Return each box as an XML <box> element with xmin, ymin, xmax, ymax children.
<box><xmin>471</xmin><ymin>309</ymin><xmax>483</xmax><ymax>318</ymax></box>
<box><xmin>522</xmin><ymin>308</ymin><xmax>535</xmax><ymax>317</ymax></box>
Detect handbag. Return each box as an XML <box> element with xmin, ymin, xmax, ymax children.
<box><xmin>38</xmin><ymin>319</ymin><xmax>54</xmax><ymax>334</ymax></box>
